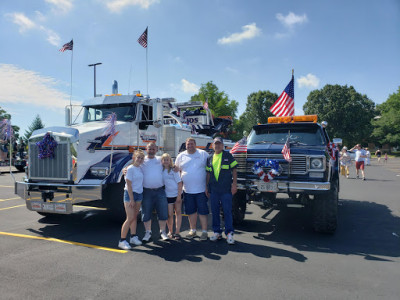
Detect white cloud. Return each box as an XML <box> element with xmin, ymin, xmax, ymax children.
<box><xmin>6</xmin><ymin>12</ymin><xmax>62</xmax><ymax>47</ymax></box>
<box><xmin>181</xmin><ymin>79</ymin><xmax>199</xmax><ymax>94</ymax></box>
<box><xmin>225</xmin><ymin>67</ymin><xmax>239</xmax><ymax>74</ymax></box>
<box><xmin>298</xmin><ymin>73</ymin><xmax>320</xmax><ymax>88</ymax></box>
<box><xmin>8</xmin><ymin>12</ymin><xmax>36</xmax><ymax>33</ymax></box>
<box><xmin>45</xmin><ymin>0</ymin><xmax>74</xmax><ymax>14</ymax></box>
<box><xmin>276</xmin><ymin>12</ymin><xmax>308</xmax><ymax>28</ymax></box>
<box><xmin>0</xmin><ymin>64</ymin><xmax>71</xmax><ymax>109</ymax></box>
<box><xmin>105</xmin><ymin>0</ymin><xmax>160</xmax><ymax>12</ymax></box>
<box><xmin>218</xmin><ymin>23</ymin><xmax>261</xmax><ymax>45</ymax></box>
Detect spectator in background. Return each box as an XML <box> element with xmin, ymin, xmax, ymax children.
<box><xmin>365</xmin><ymin>148</ymin><xmax>371</xmax><ymax>166</ymax></box>
<box><xmin>350</xmin><ymin>144</ymin><xmax>367</xmax><ymax>180</ymax></box>
<box><xmin>384</xmin><ymin>152</ymin><xmax>388</xmax><ymax>164</ymax></box>
<box><xmin>18</xmin><ymin>138</ymin><xmax>25</xmax><ymax>159</ymax></box>
<box><xmin>340</xmin><ymin>146</ymin><xmax>351</xmax><ymax>178</ymax></box>
<box><xmin>375</xmin><ymin>149</ymin><xmax>382</xmax><ymax>163</ymax></box>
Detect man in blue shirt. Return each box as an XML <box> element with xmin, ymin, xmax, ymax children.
<box><xmin>205</xmin><ymin>137</ymin><xmax>238</xmax><ymax>244</ymax></box>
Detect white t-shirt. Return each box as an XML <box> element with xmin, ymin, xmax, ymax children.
<box><xmin>175</xmin><ymin>149</ymin><xmax>209</xmax><ymax>194</ymax></box>
<box><xmin>124</xmin><ymin>165</ymin><xmax>143</xmax><ymax>193</ymax></box>
<box><xmin>141</xmin><ymin>156</ymin><xmax>164</xmax><ymax>188</ymax></box>
<box><xmin>355</xmin><ymin>149</ymin><xmax>366</xmax><ymax>162</ymax></box>
<box><xmin>162</xmin><ymin>169</ymin><xmax>182</xmax><ymax>197</ymax></box>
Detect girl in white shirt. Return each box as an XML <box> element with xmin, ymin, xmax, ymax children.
<box><xmin>118</xmin><ymin>150</ymin><xmax>145</xmax><ymax>250</ymax></box>
<box><xmin>161</xmin><ymin>153</ymin><xmax>183</xmax><ymax>240</ymax></box>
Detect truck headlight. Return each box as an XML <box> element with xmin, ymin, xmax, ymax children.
<box><xmin>90</xmin><ymin>167</ymin><xmax>110</xmax><ymax>178</ymax></box>
<box><xmin>310</xmin><ymin>158</ymin><xmax>323</xmax><ymax>170</ymax></box>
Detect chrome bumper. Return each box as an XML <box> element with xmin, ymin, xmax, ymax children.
<box><xmin>238</xmin><ymin>179</ymin><xmax>331</xmax><ymax>193</ymax></box>
<box><xmin>15</xmin><ymin>181</ymin><xmax>102</xmax><ymax>214</ymax></box>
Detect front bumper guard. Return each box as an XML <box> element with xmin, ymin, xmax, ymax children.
<box><xmin>15</xmin><ymin>181</ymin><xmax>102</xmax><ymax>214</ymax></box>
<box><xmin>238</xmin><ymin>180</ymin><xmax>331</xmax><ymax>193</ymax></box>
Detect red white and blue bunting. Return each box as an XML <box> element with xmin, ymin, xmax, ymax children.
<box><xmin>36</xmin><ymin>133</ymin><xmax>58</xmax><ymax>159</ymax></box>
<box><xmin>252</xmin><ymin>159</ymin><xmax>282</xmax><ymax>182</ymax></box>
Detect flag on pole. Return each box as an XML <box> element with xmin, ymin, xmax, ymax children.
<box><xmin>59</xmin><ymin>39</ymin><xmax>73</xmax><ymax>52</ymax></box>
<box><xmin>230</xmin><ymin>137</ymin><xmax>247</xmax><ymax>154</ymax></box>
<box><xmin>282</xmin><ymin>137</ymin><xmax>291</xmax><ymax>162</ymax></box>
<box><xmin>138</xmin><ymin>27</ymin><xmax>148</xmax><ymax>48</ymax></box>
<box><xmin>203</xmin><ymin>98</ymin><xmax>209</xmax><ymax>110</ymax></box>
<box><xmin>270</xmin><ymin>75</ymin><xmax>294</xmax><ymax>117</ymax></box>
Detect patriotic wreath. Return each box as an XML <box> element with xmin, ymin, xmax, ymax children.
<box><xmin>36</xmin><ymin>133</ymin><xmax>58</xmax><ymax>159</ymax></box>
<box><xmin>252</xmin><ymin>159</ymin><xmax>282</xmax><ymax>182</ymax></box>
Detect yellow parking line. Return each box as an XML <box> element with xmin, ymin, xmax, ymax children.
<box><xmin>0</xmin><ymin>197</ymin><xmax>20</xmax><ymax>202</ymax></box>
<box><xmin>0</xmin><ymin>204</ymin><xmax>25</xmax><ymax>211</ymax></box>
<box><xmin>0</xmin><ymin>185</ymin><xmax>13</xmax><ymax>188</ymax></box>
<box><xmin>0</xmin><ymin>231</ymin><xmax>128</xmax><ymax>254</ymax></box>
<box><xmin>75</xmin><ymin>205</ymin><xmax>107</xmax><ymax>210</ymax></box>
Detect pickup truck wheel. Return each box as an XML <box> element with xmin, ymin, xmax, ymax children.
<box><xmin>15</xmin><ymin>166</ymin><xmax>25</xmax><ymax>172</ymax></box>
<box><xmin>232</xmin><ymin>190</ymin><xmax>246</xmax><ymax>225</ymax></box>
<box><xmin>312</xmin><ymin>180</ymin><xmax>338</xmax><ymax>233</ymax></box>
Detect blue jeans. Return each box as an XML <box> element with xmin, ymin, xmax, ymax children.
<box><xmin>123</xmin><ymin>190</ymin><xmax>143</xmax><ymax>203</ymax></box>
<box><xmin>210</xmin><ymin>192</ymin><xmax>234</xmax><ymax>235</ymax></box>
<box><xmin>184</xmin><ymin>192</ymin><xmax>209</xmax><ymax>215</ymax></box>
<box><xmin>142</xmin><ymin>187</ymin><xmax>168</xmax><ymax>222</ymax></box>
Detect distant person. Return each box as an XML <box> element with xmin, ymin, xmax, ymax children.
<box><xmin>206</xmin><ymin>137</ymin><xmax>238</xmax><ymax>244</ymax></box>
<box><xmin>350</xmin><ymin>144</ymin><xmax>367</xmax><ymax>180</ymax></box>
<box><xmin>365</xmin><ymin>148</ymin><xmax>371</xmax><ymax>166</ymax></box>
<box><xmin>161</xmin><ymin>153</ymin><xmax>183</xmax><ymax>240</ymax></box>
<box><xmin>375</xmin><ymin>149</ymin><xmax>382</xmax><ymax>163</ymax></box>
<box><xmin>118</xmin><ymin>150</ymin><xmax>145</xmax><ymax>250</ymax></box>
<box><xmin>18</xmin><ymin>139</ymin><xmax>25</xmax><ymax>159</ymax></box>
<box><xmin>175</xmin><ymin>138</ymin><xmax>210</xmax><ymax>241</ymax></box>
<box><xmin>340</xmin><ymin>146</ymin><xmax>351</xmax><ymax>178</ymax></box>
<box><xmin>384</xmin><ymin>152</ymin><xmax>388</xmax><ymax>164</ymax></box>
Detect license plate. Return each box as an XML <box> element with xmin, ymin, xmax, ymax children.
<box><xmin>258</xmin><ymin>181</ymin><xmax>278</xmax><ymax>192</ymax></box>
<box><xmin>42</xmin><ymin>203</ymin><xmax>55</xmax><ymax>212</ymax></box>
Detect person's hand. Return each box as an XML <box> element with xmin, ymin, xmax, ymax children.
<box><xmin>173</xmin><ymin>165</ymin><xmax>179</xmax><ymax>172</ymax></box>
<box><xmin>231</xmin><ymin>184</ymin><xmax>237</xmax><ymax>195</ymax></box>
<box><xmin>205</xmin><ymin>188</ymin><xmax>209</xmax><ymax>198</ymax></box>
<box><xmin>128</xmin><ymin>200</ymin><xmax>134</xmax><ymax>208</ymax></box>
<box><xmin>122</xmin><ymin>167</ymin><xmax>127</xmax><ymax>176</ymax></box>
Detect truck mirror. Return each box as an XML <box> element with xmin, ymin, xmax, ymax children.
<box><xmin>65</xmin><ymin>107</ymin><xmax>71</xmax><ymax>126</ymax></box>
<box><xmin>152</xmin><ymin>98</ymin><xmax>163</xmax><ymax>123</ymax></box>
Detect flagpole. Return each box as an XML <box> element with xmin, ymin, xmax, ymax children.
<box><xmin>146</xmin><ymin>29</ymin><xmax>149</xmax><ymax>96</ymax></box>
<box><xmin>70</xmin><ymin>47</ymin><xmax>73</xmax><ymax>124</ymax></box>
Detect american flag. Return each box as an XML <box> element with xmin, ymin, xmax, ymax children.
<box><xmin>137</xmin><ymin>27</ymin><xmax>148</xmax><ymax>48</ymax></box>
<box><xmin>270</xmin><ymin>75</ymin><xmax>294</xmax><ymax>117</ymax></box>
<box><xmin>59</xmin><ymin>40</ymin><xmax>73</xmax><ymax>52</ymax></box>
<box><xmin>281</xmin><ymin>137</ymin><xmax>291</xmax><ymax>162</ymax></box>
<box><xmin>230</xmin><ymin>137</ymin><xmax>247</xmax><ymax>154</ymax></box>
<box><xmin>203</xmin><ymin>98</ymin><xmax>209</xmax><ymax>110</ymax></box>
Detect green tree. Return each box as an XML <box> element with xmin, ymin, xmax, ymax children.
<box><xmin>237</xmin><ymin>90</ymin><xmax>278</xmax><ymax>137</ymax></box>
<box><xmin>190</xmin><ymin>81</ymin><xmax>238</xmax><ymax>119</ymax></box>
<box><xmin>303</xmin><ymin>85</ymin><xmax>375</xmax><ymax>146</ymax></box>
<box><xmin>0</xmin><ymin>106</ymin><xmax>20</xmax><ymax>139</ymax></box>
<box><xmin>371</xmin><ymin>86</ymin><xmax>400</xmax><ymax>147</ymax></box>
<box><xmin>24</xmin><ymin>115</ymin><xmax>45</xmax><ymax>142</ymax></box>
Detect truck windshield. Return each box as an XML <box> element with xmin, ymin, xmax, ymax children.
<box><xmin>249</xmin><ymin>126</ymin><xmax>325</xmax><ymax>146</ymax></box>
<box><xmin>82</xmin><ymin>104</ymin><xmax>136</xmax><ymax>123</ymax></box>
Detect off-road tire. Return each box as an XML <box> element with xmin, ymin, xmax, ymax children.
<box><xmin>312</xmin><ymin>180</ymin><xmax>338</xmax><ymax>233</ymax></box>
<box><xmin>232</xmin><ymin>190</ymin><xmax>246</xmax><ymax>225</ymax></box>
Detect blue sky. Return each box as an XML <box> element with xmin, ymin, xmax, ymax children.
<box><xmin>1</xmin><ymin>0</ymin><xmax>399</xmax><ymax>136</ymax></box>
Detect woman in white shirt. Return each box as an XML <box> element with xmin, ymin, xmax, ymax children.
<box><xmin>118</xmin><ymin>150</ymin><xmax>145</xmax><ymax>250</ymax></box>
<box><xmin>161</xmin><ymin>153</ymin><xmax>183</xmax><ymax>240</ymax></box>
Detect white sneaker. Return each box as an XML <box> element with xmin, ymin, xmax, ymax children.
<box><xmin>130</xmin><ymin>235</ymin><xmax>142</xmax><ymax>246</ymax></box>
<box><xmin>226</xmin><ymin>232</ymin><xmax>235</xmax><ymax>245</ymax></box>
<box><xmin>118</xmin><ymin>240</ymin><xmax>132</xmax><ymax>250</ymax></box>
<box><xmin>210</xmin><ymin>232</ymin><xmax>222</xmax><ymax>242</ymax></box>
<box><xmin>160</xmin><ymin>231</ymin><xmax>169</xmax><ymax>241</ymax></box>
<box><xmin>142</xmin><ymin>231</ymin><xmax>152</xmax><ymax>242</ymax></box>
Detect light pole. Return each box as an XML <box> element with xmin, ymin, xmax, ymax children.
<box><xmin>88</xmin><ymin>63</ymin><xmax>102</xmax><ymax>97</ymax></box>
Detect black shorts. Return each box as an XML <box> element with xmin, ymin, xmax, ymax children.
<box><xmin>167</xmin><ymin>197</ymin><xmax>177</xmax><ymax>204</ymax></box>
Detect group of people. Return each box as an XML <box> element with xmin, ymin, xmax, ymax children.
<box><xmin>0</xmin><ymin>138</ymin><xmax>26</xmax><ymax>162</ymax></box>
<box><xmin>340</xmin><ymin>144</ymin><xmax>389</xmax><ymax>181</ymax></box>
<box><xmin>118</xmin><ymin>137</ymin><xmax>238</xmax><ymax>250</ymax></box>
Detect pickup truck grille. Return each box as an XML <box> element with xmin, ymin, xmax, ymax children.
<box><xmin>29</xmin><ymin>141</ymin><xmax>71</xmax><ymax>181</ymax></box>
<box><xmin>246</xmin><ymin>154</ymin><xmax>307</xmax><ymax>175</ymax></box>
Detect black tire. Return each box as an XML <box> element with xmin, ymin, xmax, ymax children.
<box><xmin>15</xmin><ymin>166</ymin><xmax>25</xmax><ymax>172</ymax></box>
<box><xmin>232</xmin><ymin>190</ymin><xmax>247</xmax><ymax>225</ymax></box>
<box><xmin>312</xmin><ymin>180</ymin><xmax>338</xmax><ymax>233</ymax></box>
<box><xmin>103</xmin><ymin>179</ymin><xmax>126</xmax><ymax>222</ymax></box>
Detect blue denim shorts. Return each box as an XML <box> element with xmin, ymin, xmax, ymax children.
<box><xmin>141</xmin><ymin>187</ymin><xmax>168</xmax><ymax>222</ymax></box>
<box><xmin>184</xmin><ymin>192</ymin><xmax>209</xmax><ymax>215</ymax></box>
<box><xmin>123</xmin><ymin>190</ymin><xmax>143</xmax><ymax>203</ymax></box>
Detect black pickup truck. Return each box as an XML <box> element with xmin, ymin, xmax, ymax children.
<box><xmin>231</xmin><ymin>115</ymin><xmax>340</xmax><ymax>233</ymax></box>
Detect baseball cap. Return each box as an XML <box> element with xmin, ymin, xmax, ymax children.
<box><xmin>213</xmin><ymin>137</ymin><xmax>223</xmax><ymax>144</ymax></box>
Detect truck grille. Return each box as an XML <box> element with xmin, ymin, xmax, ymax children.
<box><xmin>29</xmin><ymin>141</ymin><xmax>71</xmax><ymax>181</ymax></box>
<box><xmin>246</xmin><ymin>154</ymin><xmax>307</xmax><ymax>175</ymax></box>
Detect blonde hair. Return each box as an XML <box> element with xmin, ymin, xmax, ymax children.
<box><xmin>161</xmin><ymin>153</ymin><xmax>174</xmax><ymax>172</ymax></box>
<box><xmin>131</xmin><ymin>149</ymin><xmax>145</xmax><ymax>165</ymax></box>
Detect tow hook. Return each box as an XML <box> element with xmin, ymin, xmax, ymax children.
<box><xmin>41</xmin><ymin>191</ymin><xmax>54</xmax><ymax>202</ymax></box>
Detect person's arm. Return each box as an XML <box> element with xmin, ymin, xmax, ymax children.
<box><xmin>205</xmin><ymin>172</ymin><xmax>210</xmax><ymax>198</ymax></box>
<box><xmin>126</xmin><ymin>178</ymin><xmax>134</xmax><ymax>207</ymax></box>
<box><xmin>231</xmin><ymin>168</ymin><xmax>237</xmax><ymax>195</ymax></box>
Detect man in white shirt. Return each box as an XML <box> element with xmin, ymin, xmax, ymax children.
<box><xmin>141</xmin><ymin>142</ymin><xmax>169</xmax><ymax>241</ymax></box>
<box><xmin>175</xmin><ymin>138</ymin><xmax>210</xmax><ymax>241</ymax></box>
<box><xmin>350</xmin><ymin>144</ymin><xmax>367</xmax><ymax>180</ymax></box>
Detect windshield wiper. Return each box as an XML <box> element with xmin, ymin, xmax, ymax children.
<box><xmin>290</xmin><ymin>141</ymin><xmax>307</xmax><ymax>146</ymax></box>
<box><xmin>253</xmin><ymin>141</ymin><xmax>277</xmax><ymax>144</ymax></box>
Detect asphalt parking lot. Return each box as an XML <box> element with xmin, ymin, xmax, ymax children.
<box><xmin>0</xmin><ymin>159</ymin><xmax>399</xmax><ymax>299</ymax></box>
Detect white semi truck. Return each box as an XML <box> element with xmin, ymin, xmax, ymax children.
<box><xmin>15</xmin><ymin>89</ymin><xmax>233</xmax><ymax>219</ymax></box>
